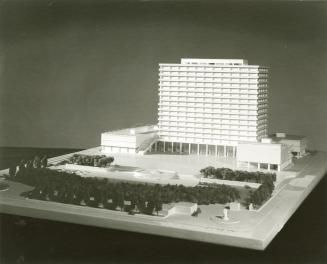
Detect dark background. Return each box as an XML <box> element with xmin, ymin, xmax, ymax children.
<box><xmin>0</xmin><ymin>147</ymin><xmax>326</xmax><ymax>263</ymax></box>
<box><xmin>0</xmin><ymin>0</ymin><xmax>327</xmax><ymax>150</ymax></box>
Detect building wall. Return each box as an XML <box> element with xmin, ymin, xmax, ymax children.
<box><xmin>101</xmin><ymin>126</ymin><xmax>158</xmax><ymax>154</ymax></box>
<box><xmin>300</xmin><ymin>138</ymin><xmax>307</xmax><ymax>154</ymax></box>
<box><xmin>237</xmin><ymin>142</ymin><xmax>282</xmax><ymax>164</ymax></box>
<box><xmin>269</xmin><ymin>134</ymin><xmax>308</xmax><ymax>156</ymax></box>
<box><xmin>158</xmin><ymin>59</ymin><xmax>268</xmax><ymax>147</ymax></box>
<box><xmin>135</xmin><ymin>131</ymin><xmax>157</xmax><ymax>146</ymax></box>
<box><xmin>280</xmin><ymin>144</ymin><xmax>292</xmax><ymax>168</ymax></box>
<box><xmin>279</xmin><ymin>138</ymin><xmax>307</xmax><ymax>155</ymax></box>
<box><xmin>236</xmin><ymin>141</ymin><xmax>292</xmax><ymax>170</ymax></box>
<box><xmin>101</xmin><ymin>134</ymin><xmax>137</xmax><ymax>149</ymax></box>
<box><xmin>167</xmin><ymin>203</ymin><xmax>198</xmax><ymax>216</ymax></box>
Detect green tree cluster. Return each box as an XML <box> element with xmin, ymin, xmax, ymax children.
<box><xmin>200</xmin><ymin>166</ymin><xmax>276</xmax><ymax>183</ymax></box>
<box><xmin>248</xmin><ymin>179</ymin><xmax>275</xmax><ymax>207</ymax></box>
<box><xmin>8</xmin><ymin>156</ymin><xmax>48</xmax><ymax>180</ymax></box>
<box><xmin>68</xmin><ymin>154</ymin><xmax>114</xmax><ymax>167</ymax></box>
<box><xmin>12</xmin><ymin>165</ymin><xmax>241</xmax><ymax>215</ymax></box>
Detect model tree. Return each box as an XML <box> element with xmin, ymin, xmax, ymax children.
<box><xmin>8</xmin><ymin>166</ymin><xmax>16</xmax><ymax>179</ymax></box>
<box><xmin>33</xmin><ymin>156</ymin><xmax>42</xmax><ymax>168</ymax></box>
<box><xmin>154</xmin><ymin>197</ymin><xmax>163</xmax><ymax>215</ymax></box>
<box><xmin>106</xmin><ymin>157</ymin><xmax>114</xmax><ymax>167</ymax></box>
<box><xmin>145</xmin><ymin>200</ymin><xmax>155</xmax><ymax>215</ymax></box>
<box><xmin>115</xmin><ymin>185</ymin><xmax>125</xmax><ymax>211</ymax></box>
<box><xmin>73</xmin><ymin>183</ymin><xmax>84</xmax><ymax>205</ymax></box>
<box><xmin>26</xmin><ymin>160</ymin><xmax>34</xmax><ymax>169</ymax></box>
<box><xmin>136</xmin><ymin>193</ymin><xmax>146</xmax><ymax>213</ymax></box>
<box><xmin>41</xmin><ymin>155</ymin><xmax>48</xmax><ymax>168</ymax></box>
<box><xmin>18</xmin><ymin>159</ymin><xmax>26</xmax><ymax>172</ymax></box>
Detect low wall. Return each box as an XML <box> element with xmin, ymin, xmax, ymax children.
<box><xmin>200</xmin><ymin>178</ymin><xmax>261</xmax><ymax>189</ymax></box>
<box><xmin>65</xmin><ymin>164</ymin><xmax>109</xmax><ymax>173</ymax></box>
<box><xmin>167</xmin><ymin>203</ymin><xmax>198</xmax><ymax>216</ymax></box>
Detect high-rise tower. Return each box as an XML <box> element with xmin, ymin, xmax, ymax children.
<box><xmin>157</xmin><ymin>58</ymin><xmax>268</xmax><ymax>156</ymax></box>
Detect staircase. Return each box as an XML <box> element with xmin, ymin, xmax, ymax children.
<box><xmin>136</xmin><ymin>135</ymin><xmax>159</xmax><ymax>155</ymax></box>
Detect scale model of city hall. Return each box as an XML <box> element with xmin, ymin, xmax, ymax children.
<box><xmin>101</xmin><ymin>58</ymin><xmax>306</xmax><ymax>171</ymax></box>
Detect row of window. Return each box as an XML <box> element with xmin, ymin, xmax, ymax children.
<box><xmin>159</xmin><ymin>72</ymin><xmax>268</xmax><ymax>78</ymax></box>
<box><xmin>159</xmin><ymin>136</ymin><xmax>254</xmax><ymax>145</ymax></box>
<box><xmin>159</xmin><ymin>77</ymin><xmax>268</xmax><ymax>84</ymax></box>
<box><xmin>159</xmin><ymin>77</ymin><xmax>268</xmax><ymax>83</ymax></box>
<box><xmin>158</xmin><ymin>123</ymin><xmax>267</xmax><ymax>132</ymax></box>
<box><xmin>158</xmin><ymin>123</ymin><xmax>268</xmax><ymax>131</ymax></box>
<box><xmin>159</xmin><ymin>89</ymin><xmax>268</xmax><ymax>96</ymax></box>
<box><xmin>158</xmin><ymin>101</ymin><xmax>263</xmax><ymax>109</ymax></box>
<box><xmin>158</xmin><ymin>109</ymin><xmax>267</xmax><ymax>117</ymax></box>
<box><xmin>159</xmin><ymin>79</ymin><xmax>267</xmax><ymax>86</ymax></box>
<box><xmin>159</xmin><ymin>84</ymin><xmax>268</xmax><ymax>90</ymax></box>
<box><xmin>159</xmin><ymin>108</ymin><xmax>269</xmax><ymax>115</ymax></box>
<box><xmin>158</xmin><ymin>105</ymin><xmax>268</xmax><ymax>112</ymax></box>
<box><xmin>258</xmin><ymin>118</ymin><xmax>268</xmax><ymax>124</ymax></box>
<box><xmin>158</xmin><ymin>131</ymin><xmax>259</xmax><ymax>141</ymax></box>
<box><xmin>158</xmin><ymin>109</ymin><xmax>268</xmax><ymax>117</ymax></box>
<box><xmin>160</xmin><ymin>107</ymin><xmax>268</xmax><ymax>113</ymax></box>
<box><xmin>158</xmin><ymin>119</ymin><xmax>267</xmax><ymax>127</ymax></box>
<box><xmin>159</xmin><ymin>93</ymin><xmax>267</xmax><ymax>100</ymax></box>
<box><xmin>159</xmin><ymin>96</ymin><xmax>267</xmax><ymax>104</ymax></box>
<box><xmin>158</xmin><ymin>124</ymin><xmax>267</xmax><ymax>131</ymax></box>
<box><xmin>159</xmin><ymin>65</ymin><xmax>268</xmax><ymax>73</ymax></box>
<box><xmin>159</xmin><ymin>83</ymin><xmax>268</xmax><ymax>89</ymax></box>
<box><xmin>159</xmin><ymin>86</ymin><xmax>268</xmax><ymax>92</ymax></box>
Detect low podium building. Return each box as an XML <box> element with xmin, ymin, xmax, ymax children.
<box><xmin>236</xmin><ymin>138</ymin><xmax>292</xmax><ymax>171</ymax></box>
<box><xmin>270</xmin><ymin>133</ymin><xmax>307</xmax><ymax>158</ymax></box>
<box><xmin>101</xmin><ymin>125</ymin><xmax>158</xmax><ymax>154</ymax></box>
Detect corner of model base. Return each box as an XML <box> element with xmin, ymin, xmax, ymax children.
<box><xmin>240</xmin><ymin>236</ymin><xmax>275</xmax><ymax>251</ymax></box>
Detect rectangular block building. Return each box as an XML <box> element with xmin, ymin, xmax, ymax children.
<box><xmin>237</xmin><ymin>140</ymin><xmax>292</xmax><ymax>171</ymax></box>
<box><xmin>157</xmin><ymin>58</ymin><xmax>269</xmax><ymax>156</ymax></box>
<box><xmin>270</xmin><ymin>133</ymin><xmax>307</xmax><ymax>158</ymax></box>
<box><xmin>101</xmin><ymin>125</ymin><xmax>158</xmax><ymax>154</ymax></box>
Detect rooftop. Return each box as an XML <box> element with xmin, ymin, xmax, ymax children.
<box><xmin>237</xmin><ymin>141</ymin><xmax>282</xmax><ymax>147</ymax></box>
<box><xmin>103</xmin><ymin>125</ymin><xmax>157</xmax><ymax>136</ymax></box>
<box><xmin>270</xmin><ymin>134</ymin><xmax>306</xmax><ymax>141</ymax></box>
<box><xmin>181</xmin><ymin>58</ymin><xmax>248</xmax><ymax>65</ymax></box>
<box><xmin>159</xmin><ymin>58</ymin><xmax>268</xmax><ymax>68</ymax></box>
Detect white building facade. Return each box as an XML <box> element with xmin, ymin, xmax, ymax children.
<box><xmin>270</xmin><ymin>133</ymin><xmax>307</xmax><ymax>158</ymax></box>
<box><xmin>236</xmin><ymin>140</ymin><xmax>292</xmax><ymax>171</ymax></box>
<box><xmin>101</xmin><ymin>125</ymin><xmax>158</xmax><ymax>154</ymax></box>
<box><xmin>157</xmin><ymin>58</ymin><xmax>269</xmax><ymax>156</ymax></box>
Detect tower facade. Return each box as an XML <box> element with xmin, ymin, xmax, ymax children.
<box><xmin>157</xmin><ymin>58</ymin><xmax>268</xmax><ymax>156</ymax></box>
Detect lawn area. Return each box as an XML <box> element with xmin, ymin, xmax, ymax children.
<box><xmin>0</xmin><ymin>181</ymin><xmax>9</xmax><ymax>191</ymax></box>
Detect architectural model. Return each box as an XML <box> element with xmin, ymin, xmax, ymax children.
<box><xmin>0</xmin><ymin>58</ymin><xmax>326</xmax><ymax>250</ymax></box>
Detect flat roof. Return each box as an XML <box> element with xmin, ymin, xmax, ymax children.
<box><xmin>270</xmin><ymin>134</ymin><xmax>306</xmax><ymax>141</ymax></box>
<box><xmin>102</xmin><ymin>125</ymin><xmax>157</xmax><ymax>136</ymax></box>
<box><xmin>162</xmin><ymin>202</ymin><xmax>197</xmax><ymax>211</ymax></box>
<box><xmin>181</xmin><ymin>58</ymin><xmax>248</xmax><ymax>65</ymax></box>
<box><xmin>159</xmin><ymin>63</ymin><xmax>268</xmax><ymax>69</ymax></box>
<box><xmin>238</xmin><ymin>141</ymin><xmax>281</xmax><ymax>146</ymax></box>
<box><xmin>174</xmin><ymin>202</ymin><xmax>197</xmax><ymax>207</ymax></box>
